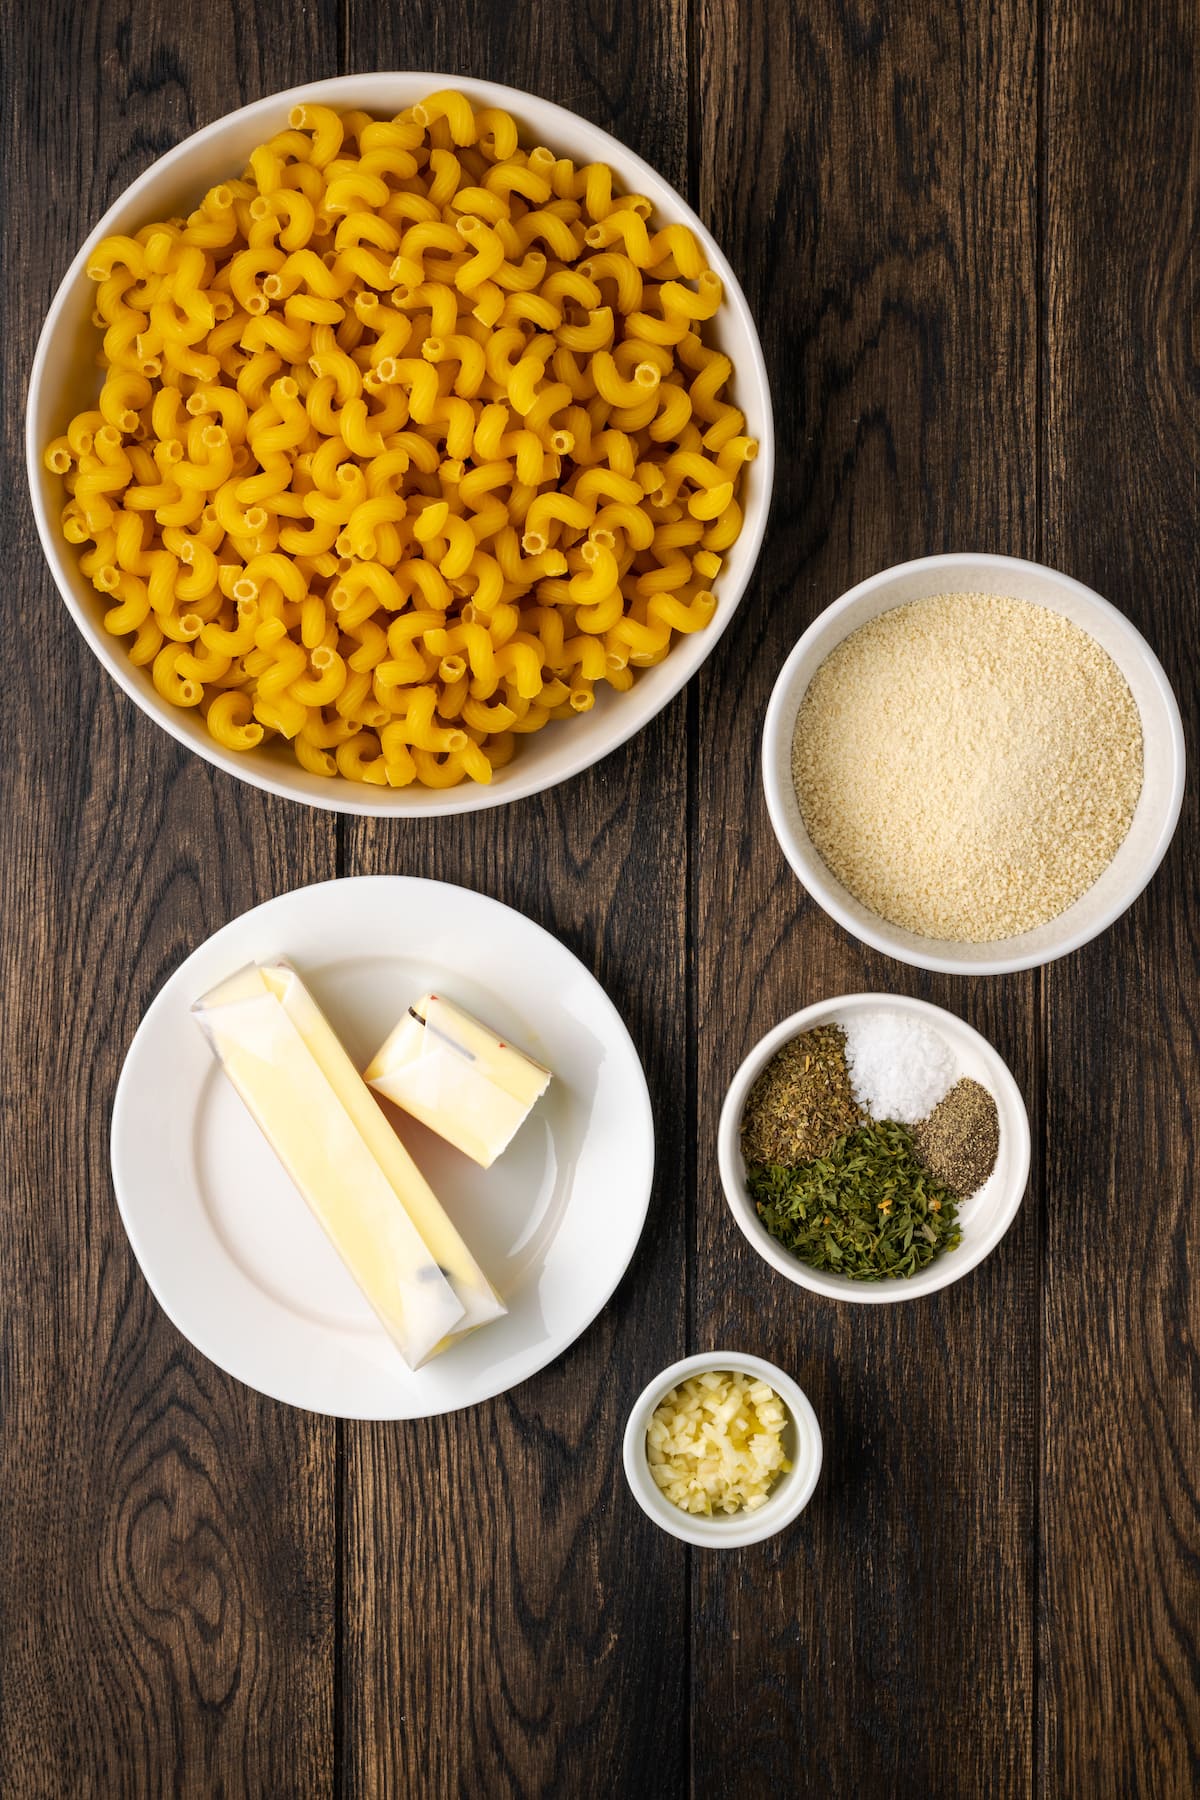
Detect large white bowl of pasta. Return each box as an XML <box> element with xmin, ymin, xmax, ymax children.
<box><xmin>28</xmin><ymin>74</ymin><xmax>772</xmax><ymax>814</ymax></box>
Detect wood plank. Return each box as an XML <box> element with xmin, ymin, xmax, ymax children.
<box><xmin>5</xmin><ymin>2</ymin><xmax>1193</xmax><ymax>1792</ymax></box>
<box><xmin>693</xmin><ymin>3</ymin><xmax>1040</xmax><ymax>1795</ymax></box>
<box><xmin>1040</xmin><ymin>3</ymin><xmax>1200</xmax><ymax>1792</ymax></box>
<box><xmin>0</xmin><ymin>5</ymin><xmax>340</xmax><ymax>1794</ymax></box>
<box><xmin>334</xmin><ymin>8</ymin><xmax>692</xmax><ymax>1796</ymax></box>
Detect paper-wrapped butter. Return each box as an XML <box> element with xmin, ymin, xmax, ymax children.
<box><xmin>192</xmin><ymin>962</ymin><xmax>506</xmax><ymax>1369</ymax></box>
<box><xmin>364</xmin><ymin>994</ymin><xmax>551</xmax><ymax>1169</ymax></box>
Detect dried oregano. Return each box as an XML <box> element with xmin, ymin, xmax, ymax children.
<box><xmin>740</xmin><ymin>1025</ymin><xmax>861</xmax><ymax>1165</ymax></box>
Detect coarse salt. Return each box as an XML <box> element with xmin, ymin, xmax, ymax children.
<box><xmin>842</xmin><ymin>1013</ymin><xmax>955</xmax><ymax>1122</ymax></box>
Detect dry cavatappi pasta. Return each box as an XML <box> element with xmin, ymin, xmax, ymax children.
<box><xmin>47</xmin><ymin>91</ymin><xmax>754</xmax><ymax>788</ymax></box>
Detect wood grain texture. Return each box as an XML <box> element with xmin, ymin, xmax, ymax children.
<box><xmin>692</xmin><ymin>3</ymin><xmax>1040</xmax><ymax>1796</ymax></box>
<box><xmin>336</xmin><ymin>6</ymin><xmax>692</xmax><ymax>1797</ymax></box>
<box><xmin>0</xmin><ymin>4</ymin><xmax>339</xmax><ymax>1794</ymax></box>
<box><xmin>3</xmin><ymin>0</ymin><xmax>1198</xmax><ymax>1794</ymax></box>
<box><xmin>1040</xmin><ymin>3</ymin><xmax>1200</xmax><ymax>1794</ymax></box>
<box><xmin>339</xmin><ymin>755</ymin><xmax>694</xmax><ymax>1800</ymax></box>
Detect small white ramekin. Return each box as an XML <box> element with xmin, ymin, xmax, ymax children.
<box><xmin>761</xmin><ymin>552</ymin><xmax>1185</xmax><ymax>974</ymax></box>
<box><xmin>27</xmin><ymin>73</ymin><xmax>773</xmax><ymax>818</ymax></box>
<box><xmin>717</xmin><ymin>993</ymin><xmax>1031</xmax><ymax>1304</ymax></box>
<box><xmin>622</xmin><ymin>1351</ymin><xmax>823</xmax><ymax>1547</ymax></box>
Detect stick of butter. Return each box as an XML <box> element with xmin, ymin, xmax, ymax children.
<box><xmin>192</xmin><ymin>962</ymin><xmax>506</xmax><ymax>1369</ymax></box>
<box><xmin>363</xmin><ymin>994</ymin><xmax>552</xmax><ymax>1170</ymax></box>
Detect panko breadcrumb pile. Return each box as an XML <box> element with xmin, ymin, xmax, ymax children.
<box><xmin>791</xmin><ymin>593</ymin><xmax>1143</xmax><ymax>941</ymax></box>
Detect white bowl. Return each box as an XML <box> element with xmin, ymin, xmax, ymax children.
<box><xmin>761</xmin><ymin>552</ymin><xmax>1184</xmax><ymax>974</ymax></box>
<box><xmin>622</xmin><ymin>1351</ymin><xmax>823</xmax><ymax>1547</ymax></box>
<box><xmin>27</xmin><ymin>72</ymin><xmax>773</xmax><ymax>818</ymax></box>
<box><xmin>717</xmin><ymin>993</ymin><xmax>1031</xmax><ymax>1304</ymax></box>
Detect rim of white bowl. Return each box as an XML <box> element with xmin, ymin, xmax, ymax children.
<box><xmin>716</xmin><ymin>992</ymin><xmax>1032</xmax><ymax>1303</ymax></box>
<box><xmin>761</xmin><ymin>552</ymin><xmax>1186</xmax><ymax>974</ymax></box>
<box><xmin>27</xmin><ymin>72</ymin><xmax>774</xmax><ymax>818</ymax></box>
<box><xmin>622</xmin><ymin>1351</ymin><xmax>823</xmax><ymax>1547</ymax></box>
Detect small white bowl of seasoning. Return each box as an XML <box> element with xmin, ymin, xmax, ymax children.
<box><xmin>718</xmin><ymin>993</ymin><xmax>1031</xmax><ymax>1303</ymax></box>
<box><xmin>622</xmin><ymin>1351</ymin><xmax>823</xmax><ymax>1547</ymax></box>
<box><xmin>762</xmin><ymin>552</ymin><xmax>1185</xmax><ymax>974</ymax></box>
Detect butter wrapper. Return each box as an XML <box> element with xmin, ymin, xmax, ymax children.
<box><xmin>364</xmin><ymin>993</ymin><xmax>552</xmax><ymax>1169</ymax></box>
<box><xmin>193</xmin><ymin>962</ymin><xmax>506</xmax><ymax>1368</ymax></box>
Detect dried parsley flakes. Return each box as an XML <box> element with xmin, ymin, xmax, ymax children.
<box><xmin>748</xmin><ymin>1119</ymin><xmax>962</xmax><ymax>1280</ymax></box>
<box><xmin>740</xmin><ymin>1025</ymin><xmax>861</xmax><ymax>1165</ymax></box>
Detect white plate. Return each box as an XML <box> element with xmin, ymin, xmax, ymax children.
<box><xmin>111</xmin><ymin>877</ymin><xmax>655</xmax><ymax>1417</ymax></box>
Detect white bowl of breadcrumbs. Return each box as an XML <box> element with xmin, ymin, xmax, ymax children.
<box><xmin>762</xmin><ymin>553</ymin><xmax>1184</xmax><ymax>975</ymax></box>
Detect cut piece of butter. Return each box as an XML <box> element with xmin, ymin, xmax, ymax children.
<box><xmin>363</xmin><ymin>993</ymin><xmax>552</xmax><ymax>1169</ymax></box>
<box><xmin>192</xmin><ymin>962</ymin><xmax>506</xmax><ymax>1369</ymax></box>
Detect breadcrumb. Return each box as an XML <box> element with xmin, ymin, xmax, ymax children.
<box><xmin>791</xmin><ymin>594</ymin><xmax>1143</xmax><ymax>941</ymax></box>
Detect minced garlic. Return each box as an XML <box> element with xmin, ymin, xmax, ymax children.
<box><xmin>646</xmin><ymin>1370</ymin><xmax>791</xmax><ymax>1515</ymax></box>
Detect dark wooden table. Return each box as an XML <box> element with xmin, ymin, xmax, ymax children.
<box><xmin>4</xmin><ymin>2</ymin><xmax>1197</xmax><ymax>1795</ymax></box>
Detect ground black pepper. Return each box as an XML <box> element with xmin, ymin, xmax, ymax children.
<box><xmin>912</xmin><ymin>1077</ymin><xmax>999</xmax><ymax>1198</ymax></box>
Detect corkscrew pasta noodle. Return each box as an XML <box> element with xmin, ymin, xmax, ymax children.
<box><xmin>47</xmin><ymin>91</ymin><xmax>754</xmax><ymax>788</ymax></box>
